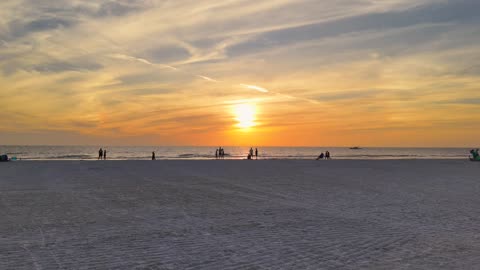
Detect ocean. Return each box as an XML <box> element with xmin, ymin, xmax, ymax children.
<box><xmin>0</xmin><ymin>146</ymin><xmax>472</xmax><ymax>160</ymax></box>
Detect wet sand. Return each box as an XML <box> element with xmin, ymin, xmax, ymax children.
<box><xmin>1</xmin><ymin>160</ymin><xmax>479</xmax><ymax>269</ymax></box>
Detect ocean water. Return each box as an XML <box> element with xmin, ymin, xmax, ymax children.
<box><xmin>0</xmin><ymin>146</ymin><xmax>473</xmax><ymax>160</ymax></box>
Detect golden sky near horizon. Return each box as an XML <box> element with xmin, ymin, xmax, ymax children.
<box><xmin>0</xmin><ymin>0</ymin><xmax>479</xmax><ymax>146</ymax></box>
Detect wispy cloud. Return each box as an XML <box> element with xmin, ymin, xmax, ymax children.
<box><xmin>196</xmin><ymin>75</ymin><xmax>219</xmax><ymax>82</ymax></box>
<box><xmin>240</xmin><ymin>84</ymin><xmax>269</xmax><ymax>93</ymax></box>
<box><xmin>109</xmin><ymin>54</ymin><xmax>178</xmax><ymax>71</ymax></box>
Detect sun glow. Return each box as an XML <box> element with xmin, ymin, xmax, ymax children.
<box><xmin>233</xmin><ymin>103</ymin><xmax>257</xmax><ymax>129</ymax></box>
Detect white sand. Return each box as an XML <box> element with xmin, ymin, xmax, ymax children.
<box><xmin>1</xmin><ymin>160</ymin><xmax>479</xmax><ymax>269</ymax></box>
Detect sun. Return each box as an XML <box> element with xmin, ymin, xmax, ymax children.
<box><xmin>233</xmin><ymin>103</ymin><xmax>256</xmax><ymax>129</ymax></box>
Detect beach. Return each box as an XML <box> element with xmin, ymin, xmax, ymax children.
<box><xmin>1</xmin><ymin>160</ymin><xmax>479</xmax><ymax>269</ymax></box>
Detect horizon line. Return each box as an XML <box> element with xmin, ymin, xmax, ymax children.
<box><xmin>0</xmin><ymin>144</ymin><xmax>474</xmax><ymax>149</ymax></box>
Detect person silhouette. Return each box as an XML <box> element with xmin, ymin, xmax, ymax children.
<box><xmin>255</xmin><ymin>148</ymin><xmax>258</xmax><ymax>160</ymax></box>
<box><xmin>249</xmin><ymin>147</ymin><xmax>254</xmax><ymax>158</ymax></box>
<box><xmin>325</xmin><ymin>151</ymin><xmax>330</xmax><ymax>159</ymax></box>
<box><xmin>103</xmin><ymin>149</ymin><xmax>107</xmax><ymax>160</ymax></box>
<box><xmin>316</xmin><ymin>153</ymin><xmax>325</xmax><ymax>160</ymax></box>
<box><xmin>98</xmin><ymin>148</ymin><xmax>103</xmax><ymax>160</ymax></box>
<box><xmin>152</xmin><ymin>151</ymin><xmax>156</xmax><ymax>160</ymax></box>
<box><xmin>215</xmin><ymin>149</ymin><xmax>218</xmax><ymax>159</ymax></box>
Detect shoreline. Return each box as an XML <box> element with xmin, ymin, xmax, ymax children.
<box><xmin>3</xmin><ymin>157</ymin><xmax>471</xmax><ymax>161</ymax></box>
<box><xmin>1</xmin><ymin>146</ymin><xmax>472</xmax><ymax>161</ymax></box>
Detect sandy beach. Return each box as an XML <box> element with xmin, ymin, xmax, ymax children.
<box><xmin>1</xmin><ymin>160</ymin><xmax>479</xmax><ymax>269</ymax></box>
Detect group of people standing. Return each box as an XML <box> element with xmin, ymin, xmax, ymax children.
<box><xmin>98</xmin><ymin>148</ymin><xmax>107</xmax><ymax>160</ymax></box>
<box><xmin>316</xmin><ymin>151</ymin><xmax>331</xmax><ymax>160</ymax></box>
<box><xmin>214</xmin><ymin>147</ymin><xmax>260</xmax><ymax>160</ymax></box>
<box><xmin>247</xmin><ymin>147</ymin><xmax>258</xmax><ymax>160</ymax></box>
<box><xmin>215</xmin><ymin>147</ymin><xmax>226</xmax><ymax>159</ymax></box>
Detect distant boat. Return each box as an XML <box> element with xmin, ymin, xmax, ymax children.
<box><xmin>350</xmin><ymin>147</ymin><xmax>362</xmax><ymax>150</ymax></box>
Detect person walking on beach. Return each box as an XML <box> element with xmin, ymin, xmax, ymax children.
<box><xmin>215</xmin><ymin>149</ymin><xmax>219</xmax><ymax>159</ymax></box>
<box><xmin>103</xmin><ymin>149</ymin><xmax>107</xmax><ymax>160</ymax></box>
<box><xmin>98</xmin><ymin>148</ymin><xmax>103</xmax><ymax>160</ymax></box>
<box><xmin>152</xmin><ymin>151</ymin><xmax>156</xmax><ymax>160</ymax></box>
<box><xmin>255</xmin><ymin>148</ymin><xmax>258</xmax><ymax>160</ymax></box>
<box><xmin>249</xmin><ymin>147</ymin><xmax>254</xmax><ymax>158</ymax></box>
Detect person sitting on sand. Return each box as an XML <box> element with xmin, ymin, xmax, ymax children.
<box><xmin>316</xmin><ymin>153</ymin><xmax>325</xmax><ymax>160</ymax></box>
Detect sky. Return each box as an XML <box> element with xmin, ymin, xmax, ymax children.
<box><xmin>0</xmin><ymin>0</ymin><xmax>479</xmax><ymax>147</ymax></box>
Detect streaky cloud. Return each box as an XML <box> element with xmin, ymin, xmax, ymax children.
<box><xmin>240</xmin><ymin>84</ymin><xmax>269</xmax><ymax>93</ymax></box>
<box><xmin>196</xmin><ymin>75</ymin><xmax>219</xmax><ymax>82</ymax></box>
<box><xmin>109</xmin><ymin>54</ymin><xmax>178</xmax><ymax>71</ymax></box>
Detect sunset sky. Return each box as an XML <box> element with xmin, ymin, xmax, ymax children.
<box><xmin>1</xmin><ymin>0</ymin><xmax>479</xmax><ymax>146</ymax></box>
